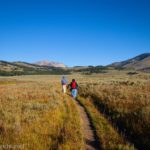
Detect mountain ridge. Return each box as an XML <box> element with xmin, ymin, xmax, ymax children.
<box><xmin>109</xmin><ymin>53</ymin><xmax>150</xmax><ymax>71</ymax></box>
<box><xmin>35</xmin><ymin>60</ymin><xmax>66</xmax><ymax>68</ymax></box>
<box><xmin>0</xmin><ymin>60</ymin><xmax>70</xmax><ymax>76</ymax></box>
<box><xmin>0</xmin><ymin>53</ymin><xmax>150</xmax><ymax>75</ymax></box>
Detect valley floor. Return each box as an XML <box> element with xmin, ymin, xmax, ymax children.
<box><xmin>0</xmin><ymin>72</ymin><xmax>149</xmax><ymax>150</ymax></box>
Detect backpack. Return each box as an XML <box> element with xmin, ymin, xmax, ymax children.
<box><xmin>71</xmin><ymin>81</ymin><xmax>77</xmax><ymax>89</ymax></box>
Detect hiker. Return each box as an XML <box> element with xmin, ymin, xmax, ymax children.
<box><xmin>68</xmin><ymin>79</ymin><xmax>78</xmax><ymax>99</ymax></box>
<box><xmin>61</xmin><ymin>76</ymin><xmax>68</xmax><ymax>93</ymax></box>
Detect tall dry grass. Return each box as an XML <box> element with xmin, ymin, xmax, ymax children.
<box><xmin>77</xmin><ymin>96</ymin><xmax>135</xmax><ymax>150</ymax></box>
<box><xmin>0</xmin><ymin>72</ymin><xmax>149</xmax><ymax>150</ymax></box>
<box><xmin>0</xmin><ymin>79</ymin><xmax>84</xmax><ymax>150</ymax></box>
<box><xmin>79</xmin><ymin>73</ymin><xmax>150</xmax><ymax>150</ymax></box>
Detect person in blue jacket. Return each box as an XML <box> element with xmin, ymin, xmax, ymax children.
<box><xmin>61</xmin><ymin>76</ymin><xmax>68</xmax><ymax>93</ymax></box>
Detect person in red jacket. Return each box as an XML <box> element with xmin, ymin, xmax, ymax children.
<box><xmin>68</xmin><ymin>79</ymin><xmax>78</xmax><ymax>99</ymax></box>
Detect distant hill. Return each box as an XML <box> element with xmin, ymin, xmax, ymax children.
<box><xmin>35</xmin><ymin>60</ymin><xmax>66</xmax><ymax>68</ymax></box>
<box><xmin>72</xmin><ymin>65</ymin><xmax>108</xmax><ymax>74</ymax></box>
<box><xmin>0</xmin><ymin>61</ymin><xmax>70</xmax><ymax>76</ymax></box>
<box><xmin>0</xmin><ymin>53</ymin><xmax>150</xmax><ymax>76</ymax></box>
<box><xmin>109</xmin><ymin>53</ymin><xmax>150</xmax><ymax>71</ymax></box>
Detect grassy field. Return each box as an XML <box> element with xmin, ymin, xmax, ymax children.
<box><xmin>0</xmin><ymin>71</ymin><xmax>149</xmax><ymax>150</ymax></box>
<box><xmin>78</xmin><ymin>71</ymin><xmax>150</xmax><ymax>150</ymax></box>
<box><xmin>0</xmin><ymin>77</ymin><xmax>84</xmax><ymax>150</ymax></box>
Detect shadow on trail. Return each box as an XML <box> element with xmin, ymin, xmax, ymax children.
<box><xmin>76</xmin><ymin>98</ymin><xmax>101</xmax><ymax>150</ymax></box>
<box><xmin>85</xmin><ymin>138</ymin><xmax>99</xmax><ymax>150</ymax></box>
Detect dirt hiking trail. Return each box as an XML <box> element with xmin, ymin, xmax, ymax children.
<box><xmin>75</xmin><ymin>100</ymin><xmax>99</xmax><ymax>150</ymax></box>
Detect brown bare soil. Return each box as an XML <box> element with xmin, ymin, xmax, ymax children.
<box><xmin>75</xmin><ymin>100</ymin><xmax>99</xmax><ymax>150</ymax></box>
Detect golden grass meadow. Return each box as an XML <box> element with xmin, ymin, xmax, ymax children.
<box><xmin>0</xmin><ymin>71</ymin><xmax>149</xmax><ymax>150</ymax></box>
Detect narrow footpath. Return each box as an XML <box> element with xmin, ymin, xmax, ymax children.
<box><xmin>75</xmin><ymin>100</ymin><xmax>99</xmax><ymax>150</ymax></box>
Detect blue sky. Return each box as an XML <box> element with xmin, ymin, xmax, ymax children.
<box><xmin>0</xmin><ymin>0</ymin><xmax>150</xmax><ymax>66</ymax></box>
